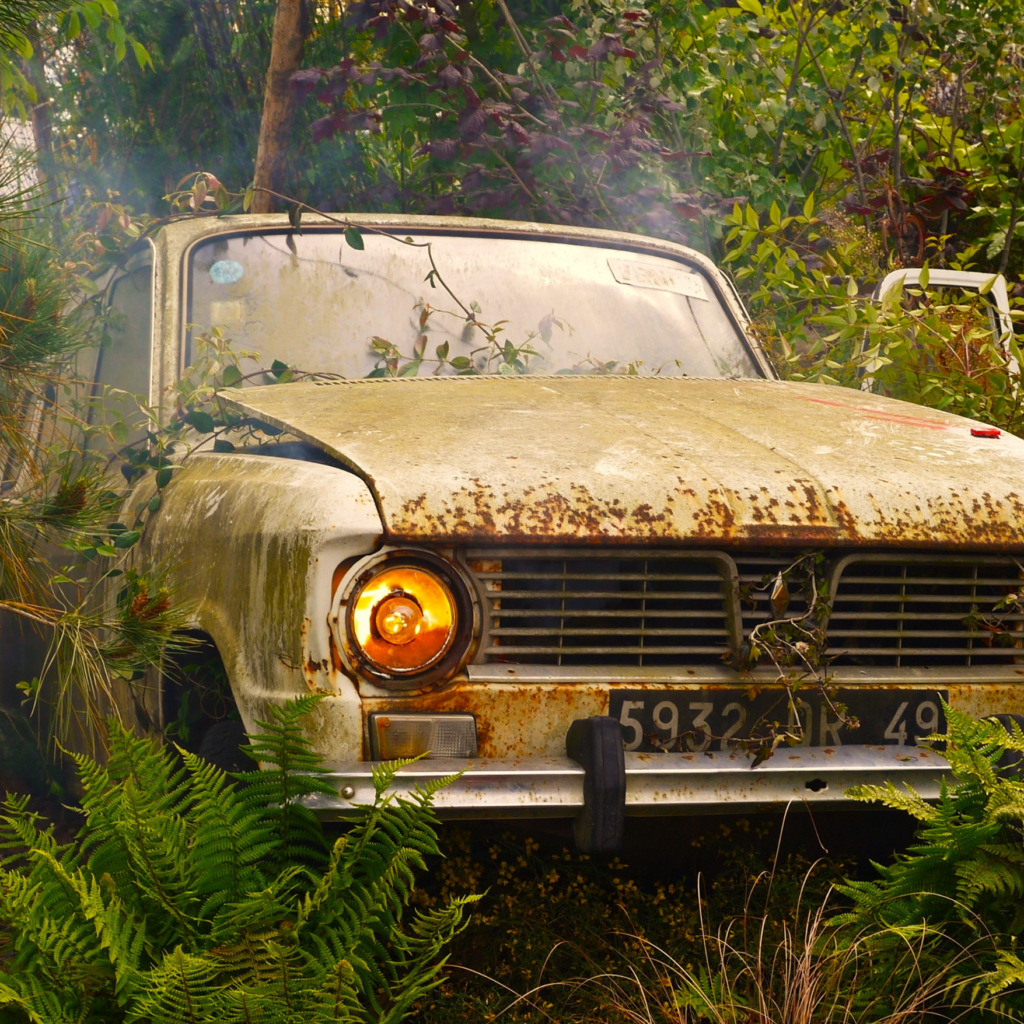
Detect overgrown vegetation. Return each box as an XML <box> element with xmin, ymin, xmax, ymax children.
<box><xmin>835</xmin><ymin>706</ymin><xmax>1024</xmax><ymax>1019</ymax></box>
<box><xmin>0</xmin><ymin>2</ymin><xmax>178</xmax><ymax>764</ymax></box>
<box><xmin>5</xmin><ymin>0</ymin><xmax>1024</xmax><ymax>1021</ymax></box>
<box><xmin>409</xmin><ymin>709</ymin><xmax>1024</xmax><ymax>1022</ymax></box>
<box><xmin>0</xmin><ymin>695</ymin><xmax>475</xmax><ymax>1023</ymax></box>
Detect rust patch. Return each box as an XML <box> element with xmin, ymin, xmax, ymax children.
<box><xmin>225</xmin><ymin>373</ymin><xmax>1024</xmax><ymax>550</ymax></box>
<box><xmin>362</xmin><ymin>681</ymin><xmax>606</xmax><ymax>758</ymax></box>
<box><xmin>359</xmin><ymin>680</ymin><xmax>1024</xmax><ymax>760</ymax></box>
<box><xmin>328</xmin><ymin>630</ymin><xmax>344</xmax><ymax>674</ymax></box>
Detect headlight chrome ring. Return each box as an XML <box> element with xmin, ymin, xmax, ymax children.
<box><xmin>337</xmin><ymin>550</ymin><xmax>476</xmax><ymax>689</ymax></box>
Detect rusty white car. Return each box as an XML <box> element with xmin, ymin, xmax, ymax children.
<box><xmin>88</xmin><ymin>213</ymin><xmax>1024</xmax><ymax>851</ymax></box>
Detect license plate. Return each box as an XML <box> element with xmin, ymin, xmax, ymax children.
<box><xmin>609</xmin><ymin>688</ymin><xmax>948</xmax><ymax>753</ymax></box>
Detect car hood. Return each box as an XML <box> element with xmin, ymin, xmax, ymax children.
<box><xmin>224</xmin><ymin>376</ymin><xmax>1024</xmax><ymax>548</ymax></box>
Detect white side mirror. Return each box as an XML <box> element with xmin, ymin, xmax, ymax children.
<box><xmin>862</xmin><ymin>268</ymin><xmax>1017</xmax><ymax>391</ymax></box>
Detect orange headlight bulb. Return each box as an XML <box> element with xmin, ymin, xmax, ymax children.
<box><xmin>375</xmin><ymin>594</ymin><xmax>422</xmax><ymax>644</ymax></box>
<box><xmin>349</xmin><ymin>566</ymin><xmax>456</xmax><ymax>674</ymax></box>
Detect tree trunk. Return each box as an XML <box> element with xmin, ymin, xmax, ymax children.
<box><xmin>23</xmin><ymin>52</ymin><xmax>56</xmax><ymax>196</ymax></box>
<box><xmin>251</xmin><ymin>0</ymin><xmax>308</xmax><ymax>213</ymax></box>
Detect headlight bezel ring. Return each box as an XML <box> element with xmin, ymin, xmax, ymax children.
<box><xmin>333</xmin><ymin>548</ymin><xmax>478</xmax><ymax>690</ymax></box>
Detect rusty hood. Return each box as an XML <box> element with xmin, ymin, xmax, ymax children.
<box><xmin>223</xmin><ymin>376</ymin><xmax>1024</xmax><ymax>548</ymax></box>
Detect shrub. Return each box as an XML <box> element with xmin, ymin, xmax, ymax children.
<box><xmin>834</xmin><ymin>705</ymin><xmax>1024</xmax><ymax>1018</ymax></box>
<box><xmin>0</xmin><ymin>695</ymin><xmax>475</xmax><ymax>1024</ymax></box>
<box><xmin>414</xmin><ymin>821</ymin><xmax>856</xmax><ymax>1023</ymax></box>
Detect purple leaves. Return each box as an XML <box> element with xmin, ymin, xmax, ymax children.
<box><xmin>310</xmin><ymin>110</ymin><xmax>382</xmax><ymax>142</ymax></box>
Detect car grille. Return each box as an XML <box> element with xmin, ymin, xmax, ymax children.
<box><xmin>463</xmin><ymin>549</ymin><xmax>1024</xmax><ymax>669</ymax></box>
<box><xmin>826</xmin><ymin>555</ymin><xmax>1024</xmax><ymax>667</ymax></box>
<box><xmin>465</xmin><ymin>550</ymin><xmax>732</xmax><ymax>666</ymax></box>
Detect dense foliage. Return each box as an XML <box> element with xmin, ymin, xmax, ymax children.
<box><xmin>0</xmin><ymin>695</ymin><xmax>474</xmax><ymax>1024</ymax></box>
<box><xmin>44</xmin><ymin>0</ymin><xmax>1024</xmax><ymax>275</ymax></box>
<box><xmin>0</xmin><ymin>1</ymin><xmax>178</xmax><ymax>757</ymax></box>
<box><xmin>835</xmin><ymin>707</ymin><xmax>1024</xmax><ymax>1019</ymax></box>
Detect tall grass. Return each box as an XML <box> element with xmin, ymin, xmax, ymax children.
<box><xmin>585</xmin><ymin>875</ymin><xmax>977</xmax><ymax>1024</ymax></box>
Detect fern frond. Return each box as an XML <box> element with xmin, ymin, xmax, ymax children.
<box><xmin>127</xmin><ymin>946</ymin><xmax>222</xmax><ymax>1024</ymax></box>
<box><xmin>179</xmin><ymin>748</ymin><xmax>272</xmax><ymax>920</ymax></box>
<box><xmin>235</xmin><ymin>696</ymin><xmax>335</xmax><ymax>872</ymax></box>
<box><xmin>845</xmin><ymin>779</ymin><xmax>940</xmax><ymax>821</ymax></box>
<box><xmin>0</xmin><ymin>697</ymin><xmax>474</xmax><ymax>1024</ymax></box>
<box><xmin>30</xmin><ymin>849</ymin><xmax>149</xmax><ymax>999</ymax></box>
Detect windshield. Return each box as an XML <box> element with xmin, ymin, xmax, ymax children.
<box><xmin>187</xmin><ymin>229</ymin><xmax>762</xmax><ymax>378</ymax></box>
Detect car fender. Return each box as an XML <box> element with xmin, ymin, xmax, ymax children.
<box><xmin>135</xmin><ymin>452</ymin><xmax>383</xmax><ymax>758</ymax></box>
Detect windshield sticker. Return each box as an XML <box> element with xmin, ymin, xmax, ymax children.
<box><xmin>210</xmin><ymin>259</ymin><xmax>245</xmax><ymax>284</ymax></box>
<box><xmin>210</xmin><ymin>300</ymin><xmax>243</xmax><ymax>323</ymax></box>
<box><xmin>608</xmin><ymin>258</ymin><xmax>708</xmax><ymax>300</ymax></box>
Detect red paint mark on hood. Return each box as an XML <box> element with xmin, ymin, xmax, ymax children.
<box><xmin>795</xmin><ymin>394</ymin><xmax>950</xmax><ymax>431</ymax></box>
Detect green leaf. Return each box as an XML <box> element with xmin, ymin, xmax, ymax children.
<box><xmin>736</xmin><ymin>0</ymin><xmax>764</xmax><ymax>15</ymax></box>
<box><xmin>436</xmin><ymin>341</ymin><xmax>450</xmax><ymax>360</ymax></box>
<box><xmin>450</xmin><ymin>356</ymin><xmax>471</xmax><ymax>370</ymax></box>
<box><xmin>213</xmin><ymin>439</ymin><xmax>235</xmax><ymax>453</ymax></box>
<box><xmin>131</xmin><ymin>39</ymin><xmax>152</xmax><ymax>70</ymax></box>
<box><xmin>919</xmin><ymin>263</ymin><xmax>930</xmax><ymax>289</ymax></box>
<box><xmin>271</xmin><ymin>359</ymin><xmax>289</xmax><ymax>376</ymax></box>
<box><xmin>156</xmin><ymin>467</ymin><xmax>174</xmax><ymax>489</ymax></box>
<box><xmin>979</xmin><ymin>274</ymin><xmax>998</xmax><ymax>296</ymax></box>
<box><xmin>803</xmin><ymin>194</ymin><xmax>815</xmax><ymax>219</ymax></box>
<box><xmin>345</xmin><ymin>226</ymin><xmax>365</xmax><ymax>250</ymax></box>
<box><xmin>221</xmin><ymin>364</ymin><xmax>243</xmax><ymax>387</ymax></box>
<box><xmin>187</xmin><ymin>410</ymin><xmax>215</xmax><ymax>434</ymax></box>
<box><xmin>114</xmin><ymin>530</ymin><xmax>141</xmax><ymax>549</ymax></box>
<box><xmin>147</xmin><ymin>495</ymin><xmax>161</xmax><ymax>512</ymax></box>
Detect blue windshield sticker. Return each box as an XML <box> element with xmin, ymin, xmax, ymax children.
<box><xmin>210</xmin><ymin>259</ymin><xmax>244</xmax><ymax>285</ymax></box>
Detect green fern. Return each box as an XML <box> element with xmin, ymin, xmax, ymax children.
<box><xmin>834</xmin><ymin>702</ymin><xmax>1024</xmax><ymax>1016</ymax></box>
<box><xmin>0</xmin><ymin>696</ymin><xmax>476</xmax><ymax>1023</ymax></box>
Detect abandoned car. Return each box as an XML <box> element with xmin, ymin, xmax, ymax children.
<box><xmin>86</xmin><ymin>213</ymin><xmax>1024</xmax><ymax>850</ymax></box>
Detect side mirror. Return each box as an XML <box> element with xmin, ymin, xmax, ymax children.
<box><xmin>860</xmin><ymin>269</ymin><xmax>1016</xmax><ymax>392</ymax></box>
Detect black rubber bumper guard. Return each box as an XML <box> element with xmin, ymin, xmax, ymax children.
<box><xmin>565</xmin><ymin>716</ymin><xmax>627</xmax><ymax>854</ymax></box>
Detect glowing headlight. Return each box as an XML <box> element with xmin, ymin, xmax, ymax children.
<box><xmin>349</xmin><ymin>565</ymin><xmax>457</xmax><ymax>674</ymax></box>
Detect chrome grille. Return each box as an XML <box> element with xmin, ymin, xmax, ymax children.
<box><xmin>462</xmin><ymin>549</ymin><xmax>1024</xmax><ymax>670</ymax></box>
<box><xmin>827</xmin><ymin>555</ymin><xmax>1024</xmax><ymax>667</ymax></box>
<box><xmin>466</xmin><ymin>550</ymin><xmax>732</xmax><ymax>666</ymax></box>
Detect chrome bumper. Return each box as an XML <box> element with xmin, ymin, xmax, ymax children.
<box><xmin>310</xmin><ymin>745</ymin><xmax>950</xmax><ymax>819</ymax></box>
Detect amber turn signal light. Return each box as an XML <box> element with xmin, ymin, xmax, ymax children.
<box><xmin>349</xmin><ymin>566</ymin><xmax>456</xmax><ymax>674</ymax></box>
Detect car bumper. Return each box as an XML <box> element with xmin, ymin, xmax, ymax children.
<box><xmin>309</xmin><ymin>744</ymin><xmax>950</xmax><ymax>819</ymax></box>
